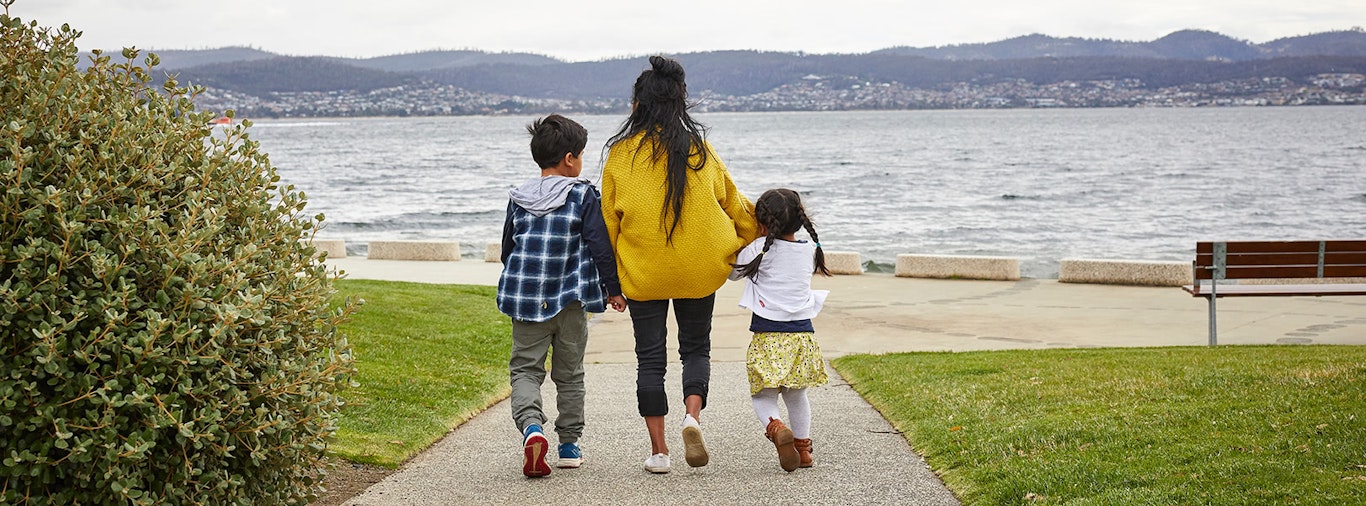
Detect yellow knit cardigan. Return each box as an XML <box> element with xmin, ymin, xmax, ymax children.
<box><xmin>601</xmin><ymin>133</ymin><xmax>759</xmax><ymax>301</ymax></box>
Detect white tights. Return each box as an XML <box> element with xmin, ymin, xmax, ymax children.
<box><xmin>750</xmin><ymin>387</ymin><xmax>811</xmax><ymax>439</ymax></box>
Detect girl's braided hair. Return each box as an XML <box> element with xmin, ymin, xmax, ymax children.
<box><xmin>732</xmin><ymin>189</ymin><xmax>831</xmax><ymax>280</ymax></box>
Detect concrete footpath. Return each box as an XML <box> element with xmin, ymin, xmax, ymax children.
<box><xmin>327</xmin><ymin>258</ymin><xmax>1366</xmax><ymax>505</ymax></box>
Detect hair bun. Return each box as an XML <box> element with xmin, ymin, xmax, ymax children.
<box><xmin>649</xmin><ymin>55</ymin><xmax>685</xmax><ymax>81</ymax></box>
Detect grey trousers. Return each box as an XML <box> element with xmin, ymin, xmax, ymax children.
<box><xmin>509</xmin><ymin>301</ymin><xmax>588</xmax><ymax>443</ymax></box>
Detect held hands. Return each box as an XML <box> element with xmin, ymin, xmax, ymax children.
<box><xmin>607</xmin><ymin>295</ymin><xmax>627</xmax><ymax>312</ymax></box>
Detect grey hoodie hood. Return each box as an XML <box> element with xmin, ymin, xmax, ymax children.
<box><xmin>509</xmin><ymin>176</ymin><xmax>585</xmax><ymax>217</ymax></box>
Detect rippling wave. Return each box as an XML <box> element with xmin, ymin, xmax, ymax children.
<box><xmin>249</xmin><ymin>107</ymin><xmax>1366</xmax><ymax>278</ymax></box>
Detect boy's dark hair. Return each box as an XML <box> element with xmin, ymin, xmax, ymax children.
<box><xmin>527</xmin><ymin>114</ymin><xmax>588</xmax><ymax>169</ymax></box>
<box><xmin>733</xmin><ymin>189</ymin><xmax>832</xmax><ymax>280</ymax></box>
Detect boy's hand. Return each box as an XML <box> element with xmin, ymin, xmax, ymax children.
<box><xmin>607</xmin><ymin>295</ymin><xmax>627</xmax><ymax>312</ymax></box>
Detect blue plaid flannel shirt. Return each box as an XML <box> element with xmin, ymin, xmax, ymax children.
<box><xmin>496</xmin><ymin>183</ymin><xmax>620</xmax><ymax>322</ymax></box>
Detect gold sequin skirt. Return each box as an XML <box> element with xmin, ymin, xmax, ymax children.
<box><xmin>746</xmin><ymin>331</ymin><xmax>828</xmax><ymax>395</ymax></box>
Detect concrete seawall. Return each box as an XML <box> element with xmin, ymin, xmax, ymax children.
<box><xmin>313</xmin><ymin>240</ymin><xmax>1213</xmax><ymax>287</ymax></box>
<box><xmin>1059</xmin><ymin>259</ymin><xmax>1189</xmax><ymax>287</ymax></box>
<box><xmin>824</xmin><ymin>250</ymin><xmax>863</xmax><ymax>275</ymax></box>
<box><xmin>366</xmin><ymin>241</ymin><xmax>461</xmax><ymax>261</ymax></box>
<box><xmin>896</xmin><ymin>254</ymin><xmax>1021</xmax><ymax>281</ymax></box>
<box><xmin>325</xmin><ymin>256</ymin><xmax>1366</xmax><ymax>354</ymax></box>
<box><xmin>308</xmin><ymin>239</ymin><xmax>347</xmax><ymax>259</ymax></box>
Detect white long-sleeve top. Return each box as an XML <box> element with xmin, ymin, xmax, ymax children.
<box><xmin>729</xmin><ymin>238</ymin><xmax>829</xmax><ymax>322</ymax></box>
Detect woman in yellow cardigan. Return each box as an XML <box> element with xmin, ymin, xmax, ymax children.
<box><xmin>601</xmin><ymin>55</ymin><xmax>759</xmax><ymax>474</ymax></box>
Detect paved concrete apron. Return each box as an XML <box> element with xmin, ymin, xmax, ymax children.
<box><xmin>345</xmin><ymin>362</ymin><xmax>960</xmax><ymax>505</ymax></box>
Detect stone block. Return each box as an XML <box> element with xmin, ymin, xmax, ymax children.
<box><xmin>824</xmin><ymin>250</ymin><xmax>862</xmax><ymax>275</ymax></box>
<box><xmin>895</xmin><ymin>254</ymin><xmax>1020</xmax><ymax>281</ymax></box>
<box><xmin>367</xmin><ymin>240</ymin><xmax>461</xmax><ymax>261</ymax></box>
<box><xmin>308</xmin><ymin>239</ymin><xmax>346</xmax><ymax>259</ymax></box>
<box><xmin>1059</xmin><ymin>259</ymin><xmax>1189</xmax><ymax>287</ymax></box>
<box><xmin>485</xmin><ymin>243</ymin><xmax>501</xmax><ymax>263</ymax></box>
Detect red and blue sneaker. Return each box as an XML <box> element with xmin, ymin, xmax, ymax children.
<box><xmin>522</xmin><ymin>424</ymin><xmax>551</xmax><ymax>477</ymax></box>
<box><xmin>556</xmin><ymin>442</ymin><xmax>583</xmax><ymax>468</ymax></box>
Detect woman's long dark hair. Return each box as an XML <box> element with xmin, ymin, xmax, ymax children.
<box><xmin>605</xmin><ymin>55</ymin><xmax>709</xmax><ymax>244</ymax></box>
<box><xmin>733</xmin><ymin>189</ymin><xmax>832</xmax><ymax>280</ymax></box>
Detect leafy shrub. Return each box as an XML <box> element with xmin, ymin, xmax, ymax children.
<box><xmin>1</xmin><ymin>7</ymin><xmax>356</xmax><ymax>505</ymax></box>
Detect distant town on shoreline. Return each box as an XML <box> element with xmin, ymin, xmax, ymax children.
<box><xmin>107</xmin><ymin>28</ymin><xmax>1366</xmax><ymax>117</ymax></box>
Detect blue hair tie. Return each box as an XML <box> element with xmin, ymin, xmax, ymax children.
<box><xmin>814</xmin><ymin>242</ymin><xmax>821</xmax><ymax>248</ymax></box>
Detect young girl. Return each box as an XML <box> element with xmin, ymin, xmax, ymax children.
<box><xmin>729</xmin><ymin>188</ymin><xmax>831</xmax><ymax>472</ymax></box>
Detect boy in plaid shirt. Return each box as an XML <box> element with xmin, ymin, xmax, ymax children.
<box><xmin>497</xmin><ymin>114</ymin><xmax>626</xmax><ymax>477</ymax></box>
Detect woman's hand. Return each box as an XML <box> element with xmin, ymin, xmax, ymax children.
<box><xmin>608</xmin><ymin>295</ymin><xmax>627</xmax><ymax>312</ymax></box>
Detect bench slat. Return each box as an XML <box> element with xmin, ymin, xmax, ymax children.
<box><xmin>1325</xmin><ymin>240</ymin><xmax>1366</xmax><ymax>253</ymax></box>
<box><xmin>1193</xmin><ymin>252</ymin><xmax>1366</xmax><ymax>266</ymax></box>
<box><xmin>1183</xmin><ymin>283</ymin><xmax>1366</xmax><ymax>297</ymax></box>
<box><xmin>1323</xmin><ymin>252</ymin><xmax>1366</xmax><ymax>263</ymax></box>
<box><xmin>1196</xmin><ymin>252</ymin><xmax>1319</xmax><ymax>266</ymax></box>
<box><xmin>1197</xmin><ymin>241</ymin><xmax>1320</xmax><ymax>254</ymax></box>
<box><xmin>1324</xmin><ymin>265</ymin><xmax>1366</xmax><ymax>277</ymax></box>
<box><xmin>1194</xmin><ymin>264</ymin><xmax>1366</xmax><ymax>280</ymax></box>
<box><xmin>1196</xmin><ymin>240</ymin><xmax>1366</xmax><ymax>254</ymax></box>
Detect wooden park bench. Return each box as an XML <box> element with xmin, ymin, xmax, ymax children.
<box><xmin>1183</xmin><ymin>240</ymin><xmax>1366</xmax><ymax>345</ymax></box>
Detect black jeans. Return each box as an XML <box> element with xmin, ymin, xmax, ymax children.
<box><xmin>628</xmin><ymin>294</ymin><xmax>715</xmax><ymax>417</ymax></box>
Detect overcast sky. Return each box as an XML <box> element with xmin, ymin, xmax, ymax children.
<box><xmin>10</xmin><ymin>1</ymin><xmax>1366</xmax><ymax>62</ymax></box>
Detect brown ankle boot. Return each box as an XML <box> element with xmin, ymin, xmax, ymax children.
<box><xmin>794</xmin><ymin>438</ymin><xmax>813</xmax><ymax>468</ymax></box>
<box><xmin>764</xmin><ymin>418</ymin><xmax>799</xmax><ymax>472</ymax></box>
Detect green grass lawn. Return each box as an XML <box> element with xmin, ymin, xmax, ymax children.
<box><xmin>832</xmin><ymin>347</ymin><xmax>1366</xmax><ymax>505</ymax></box>
<box><xmin>327</xmin><ymin>279</ymin><xmax>512</xmax><ymax>467</ymax></box>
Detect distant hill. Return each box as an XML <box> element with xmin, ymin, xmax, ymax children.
<box><xmin>1261</xmin><ymin>29</ymin><xmax>1366</xmax><ymax>57</ymax></box>
<box><xmin>145</xmin><ymin>46</ymin><xmax>279</xmax><ymax>69</ymax></box>
<box><xmin>168</xmin><ymin>56</ymin><xmax>415</xmax><ymax>95</ymax></box>
<box><xmin>338</xmin><ymin>50</ymin><xmax>562</xmax><ymax>72</ymax></box>
<box><xmin>146</xmin><ymin>28</ymin><xmax>1366</xmax><ymax>101</ymax></box>
<box><xmin>420</xmin><ymin>52</ymin><xmax>829</xmax><ymax>100</ymax></box>
<box><xmin>76</xmin><ymin>46</ymin><xmax>277</xmax><ymax>70</ymax></box>
<box><xmin>1146</xmin><ymin>30</ymin><xmax>1262</xmax><ymax>61</ymax></box>
<box><xmin>878</xmin><ymin>34</ymin><xmax>1157</xmax><ymax>60</ymax></box>
<box><xmin>83</xmin><ymin>47</ymin><xmax>561</xmax><ymax>72</ymax></box>
<box><xmin>876</xmin><ymin>28</ymin><xmax>1366</xmax><ymax>61</ymax></box>
<box><xmin>411</xmin><ymin>52</ymin><xmax>1366</xmax><ymax>100</ymax></box>
<box><xmin>93</xmin><ymin>28</ymin><xmax>1366</xmax><ymax>75</ymax></box>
